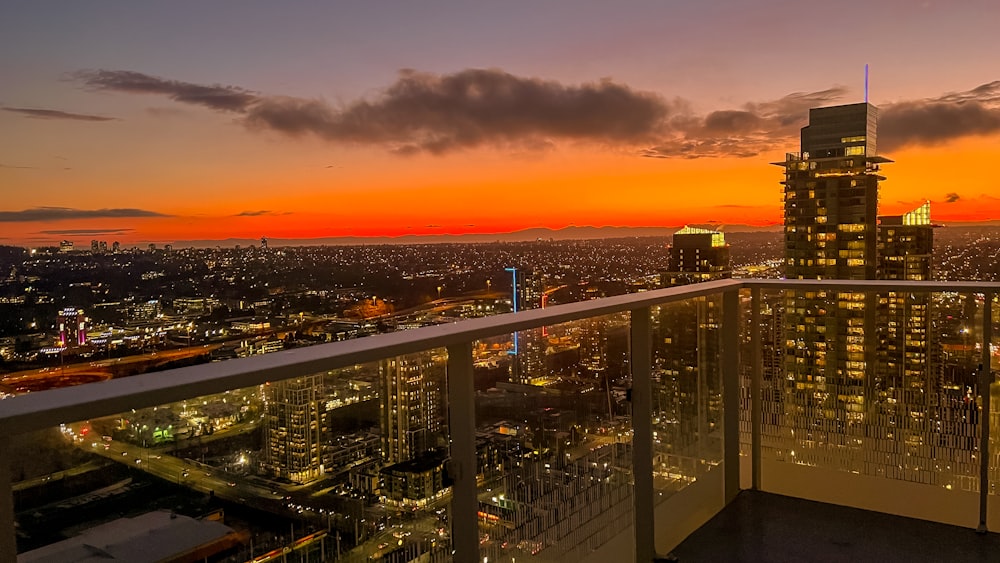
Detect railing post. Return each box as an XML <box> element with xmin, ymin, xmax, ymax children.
<box><xmin>446</xmin><ymin>342</ymin><xmax>480</xmax><ymax>563</ymax></box>
<box><xmin>722</xmin><ymin>289</ymin><xmax>741</xmax><ymax>502</ymax></box>
<box><xmin>0</xmin><ymin>435</ymin><xmax>15</xmax><ymax>563</ymax></box>
<box><xmin>750</xmin><ymin>287</ymin><xmax>762</xmax><ymax>491</ymax></box>
<box><xmin>630</xmin><ymin>307</ymin><xmax>654</xmax><ymax>563</ymax></box>
<box><xmin>979</xmin><ymin>292</ymin><xmax>994</xmax><ymax>533</ymax></box>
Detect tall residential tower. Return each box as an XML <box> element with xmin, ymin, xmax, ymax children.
<box><xmin>777</xmin><ymin>103</ymin><xmax>890</xmax><ymax>463</ymax></box>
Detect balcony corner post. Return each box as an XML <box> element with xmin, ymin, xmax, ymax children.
<box><xmin>446</xmin><ymin>341</ymin><xmax>480</xmax><ymax>563</ymax></box>
<box><xmin>722</xmin><ymin>289</ymin><xmax>741</xmax><ymax>503</ymax></box>
<box><xmin>0</xmin><ymin>435</ymin><xmax>16</xmax><ymax>563</ymax></box>
<box><xmin>630</xmin><ymin>306</ymin><xmax>655</xmax><ymax>563</ymax></box>
<box><xmin>979</xmin><ymin>292</ymin><xmax>994</xmax><ymax>533</ymax></box>
<box><xmin>751</xmin><ymin>287</ymin><xmax>763</xmax><ymax>491</ymax></box>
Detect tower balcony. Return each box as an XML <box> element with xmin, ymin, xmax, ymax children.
<box><xmin>1</xmin><ymin>279</ymin><xmax>999</xmax><ymax>562</ymax></box>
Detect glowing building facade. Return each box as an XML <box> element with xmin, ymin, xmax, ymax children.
<box><xmin>379</xmin><ymin>352</ymin><xmax>448</xmax><ymax>465</ymax></box>
<box><xmin>654</xmin><ymin>226</ymin><xmax>729</xmax><ymax>457</ymax></box>
<box><xmin>58</xmin><ymin>308</ymin><xmax>87</xmax><ymax>347</ymax></box>
<box><xmin>662</xmin><ymin>226</ymin><xmax>730</xmax><ymax>287</ymax></box>
<box><xmin>777</xmin><ymin>104</ymin><xmax>889</xmax><ymax>453</ymax></box>
<box><xmin>507</xmin><ymin>268</ymin><xmax>547</xmax><ymax>386</ymax></box>
<box><xmin>263</xmin><ymin>374</ymin><xmax>325</xmax><ymax>482</ymax></box>
<box><xmin>874</xmin><ymin>202</ymin><xmax>937</xmax><ymax>449</ymax></box>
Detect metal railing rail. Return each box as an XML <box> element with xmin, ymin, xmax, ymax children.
<box><xmin>0</xmin><ymin>278</ymin><xmax>997</xmax><ymax>563</ymax></box>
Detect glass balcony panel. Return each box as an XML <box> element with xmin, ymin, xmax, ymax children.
<box><xmin>473</xmin><ymin>311</ymin><xmax>633</xmax><ymax>562</ymax></box>
<box><xmin>755</xmin><ymin>289</ymin><xmax>982</xmax><ymax>528</ymax></box>
<box><xmin>651</xmin><ymin>294</ymin><xmax>726</xmax><ymax>554</ymax></box>
<box><xmin>9</xmin><ymin>352</ymin><xmax>452</xmax><ymax>561</ymax></box>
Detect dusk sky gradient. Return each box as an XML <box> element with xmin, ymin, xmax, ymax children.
<box><xmin>2</xmin><ymin>1</ymin><xmax>999</xmax><ymax>245</ymax></box>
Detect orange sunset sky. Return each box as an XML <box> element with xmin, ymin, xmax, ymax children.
<box><xmin>2</xmin><ymin>2</ymin><xmax>999</xmax><ymax>246</ymax></box>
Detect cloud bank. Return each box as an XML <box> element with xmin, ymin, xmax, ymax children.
<box><xmin>235</xmin><ymin>210</ymin><xmax>291</xmax><ymax>217</ymax></box>
<box><xmin>0</xmin><ymin>207</ymin><xmax>170</xmax><ymax>222</ymax></box>
<box><xmin>878</xmin><ymin>81</ymin><xmax>1000</xmax><ymax>151</ymax></box>
<box><xmin>73</xmin><ymin>68</ymin><xmax>1000</xmax><ymax>158</ymax></box>
<box><xmin>76</xmin><ymin>69</ymin><xmax>256</xmax><ymax>112</ymax></box>
<box><xmin>39</xmin><ymin>228</ymin><xmax>135</xmax><ymax>236</ymax></box>
<box><xmin>3</xmin><ymin>107</ymin><xmax>117</xmax><ymax>122</ymax></box>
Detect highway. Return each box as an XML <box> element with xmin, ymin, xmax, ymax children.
<box><xmin>2</xmin><ymin>345</ymin><xmax>219</xmax><ymax>393</ymax></box>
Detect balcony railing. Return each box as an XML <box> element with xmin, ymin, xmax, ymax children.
<box><xmin>1</xmin><ymin>279</ymin><xmax>997</xmax><ymax>563</ymax></box>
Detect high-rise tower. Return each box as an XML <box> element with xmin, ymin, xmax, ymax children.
<box><xmin>263</xmin><ymin>374</ymin><xmax>325</xmax><ymax>482</ymax></box>
<box><xmin>777</xmin><ymin>103</ymin><xmax>891</xmax><ymax>460</ymax></box>
<box><xmin>380</xmin><ymin>352</ymin><xmax>448</xmax><ymax>464</ymax></box>
<box><xmin>507</xmin><ymin>268</ymin><xmax>547</xmax><ymax>386</ymax></box>
<box><xmin>661</xmin><ymin>226</ymin><xmax>731</xmax><ymax>287</ymax></box>
<box><xmin>875</xmin><ymin>202</ymin><xmax>936</xmax><ymax>438</ymax></box>
<box><xmin>654</xmin><ymin>226</ymin><xmax>730</xmax><ymax>457</ymax></box>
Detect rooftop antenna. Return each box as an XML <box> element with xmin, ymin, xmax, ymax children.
<box><xmin>864</xmin><ymin>63</ymin><xmax>869</xmax><ymax>103</ymax></box>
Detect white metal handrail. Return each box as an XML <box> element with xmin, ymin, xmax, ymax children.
<box><xmin>2</xmin><ymin>278</ymin><xmax>991</xmax><ymax>436</ymax></box>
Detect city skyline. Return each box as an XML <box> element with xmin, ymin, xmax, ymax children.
<box><xmin>2</xmin><ymin>1</ymin><xmax>1000</xmax><ymax>246</ymax></box>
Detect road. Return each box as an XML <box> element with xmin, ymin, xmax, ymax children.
<box><xmin>2</xmin><ymin>345</ymin><xmax>220</xmax><ymax>393</ymax></box>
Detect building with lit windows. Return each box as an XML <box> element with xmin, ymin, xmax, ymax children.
<box><xmin>776</xmin><ymin>102</ymin><xmax>889</xmax><ymax>466</ymax></box>
<box><xmin>653</xmin><ymin>226</ymin><xmax>730</xmax><ymax>457</ymax></box>
<box><xmin>875</xmin><ymin>202</ymin><xmax>937</xmax><ymax>448</ymax></box>
<box><xmin>661</xmin><ymin>226</ymin><xmax>731</xmax><ymax>287</ymax></box>
<box><xmin>263</xmin><ymin>374</ymin><xmax>325</xmax><ymax>482</ymax></box>
<box><xmin>379</xmin><ymin>352</ymin><xmax>447</xmax><ymax>465</ymax></box>
<box><xmin>58</xmin><ymin>307</ymin><xmax>87</xmax><ymax>347</ymax></box>
<box><xmin>507</xmin><ymin>267</ymin><xmax>548</xmax><ymax>386</ymax></box>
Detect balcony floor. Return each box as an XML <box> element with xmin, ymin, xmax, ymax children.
<box><xmin>670</xmin><ymin>490</ymin><xmax>1000</xmax><ymax>562</ymax></box>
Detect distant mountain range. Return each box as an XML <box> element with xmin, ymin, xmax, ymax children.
<box><xmin>168</xmin><ymin>220</ymin><xmax>1000</xmax><ymax>248</ymax></box>
<box><xmin>171</xmin><ymin>224</ymin><xmax>786</xmax><ymax>248</ymax></box>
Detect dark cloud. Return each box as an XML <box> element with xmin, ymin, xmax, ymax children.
<box><xmin>39</xmin><ymin>228</ymin><xmax>135</xmax><ymax>235</ymax></box>
<box><xmin>243</xmin><ymin>69</ymin><xmax>671</xmax><ymax>153</ymax></box>
<box><xmin>945</xmin><ymin>192</ymin><xmax>961</xmax><ymax>203</ymax></box>
<box><xmin>703</xmin><ymin>110</ymin><xmax>763</xmax><ymax>133</ymax></box>
<box><xmin>76</xmin><ymin>69</ymin><xmax>258</xmax><ymax>112</ymax></box>
<box><xmin>236</xmin><ymin>210</ymin><xmax>273</xmax><ymax>217</ymax></box>
<box><xmin>0</xmin><ymin>207</ymin><xmax>170</xmax><ymax>222</ymax></box>
<box><xmin>73</xmin><ymin>68</ymin><xmax>1000</xmax><ymax>159</ymax></box>
<box><xmin>3</xmin><ymin>107</ymin><xmax>117</xmax><ymax>122</ymax></box>
<box><xmin>145</xmin><ymin>106</ymin><xmax>189</xmax><ymax>117</ymax></box>
<box><xmin>641</xmin><ymin>87</ymin><xmax>849</xmax><ymax>159</ymax></box>
<box><xmin>640</xmin><ymin>137</ymin><xmax>775</xmax><ymax>159</ymax></box>
<box><xmin>77</xmin><ymin>68</ymin><xmax>672</xmax><ymax>154</ymax></box>
<box><xmin>879</xmin><ymin>82</ymin><xmax>1000</xmax><ymax>151</ymax></box>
